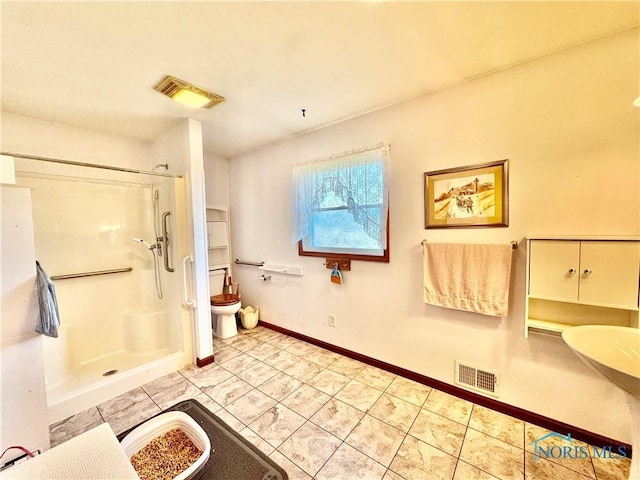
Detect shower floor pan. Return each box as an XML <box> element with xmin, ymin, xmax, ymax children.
<box><xmin>47</xmin><ymin>348</ymin><xmax>173</xmax><ymax>395</ymax></box>
<box><xmin>47</xmin><ymin>349</ymin><xmax>184</xmax><ymax>424</ymax></box>
<box><xmin>118</xmin><ymin>400</ymin><xmax>289</xmax><ymax>480</ymax></box>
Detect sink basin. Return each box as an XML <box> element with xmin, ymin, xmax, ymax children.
<box><xmin>563</xmin><ymin>325</ymin><xmax>640</xmax><ymax>480</ymax></box>
<box><xmin>562</xmin><ymin>325</ymin><xmax>640</xmax><ymax>396</ymax></box>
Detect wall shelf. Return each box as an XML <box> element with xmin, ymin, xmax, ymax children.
<box><xmin>206</xmin><ymin>207</ymin><xmax>230</xmax><ymax>270</ymax></box>
<box><xmin>527</xmin><ymin>318</ymin><xmax>570</xmax><ymax>335</ymax></box>
<box><xmin>209</xmin><ymin>262</ymin><xmax>230</xmax><ymax>271</ymax></box>
<box><xmin>258</xmin><ymin>264</ymin><xmax>304</xmax><ymax>276</ymax></box>
<box><xmin>206</xmin><ymin>204</ymin><xmax>227</xmax><ymax>212</ymax></box>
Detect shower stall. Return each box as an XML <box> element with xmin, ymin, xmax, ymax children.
<box><xmin>14</xmin><ymin>158</ymin><xmax>191</xmax><ymax>423</ymax></box>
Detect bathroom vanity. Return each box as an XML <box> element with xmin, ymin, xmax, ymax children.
<box><xmin>524</xmin><ymin>236</ymin><xmax>640</xmax><ymax>337</ymax></box>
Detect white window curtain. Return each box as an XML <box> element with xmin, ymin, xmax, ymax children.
<box><xmin>292</xmin><ymin>142</ymin><xmax>390</xmax><ymax>249</ymax></box>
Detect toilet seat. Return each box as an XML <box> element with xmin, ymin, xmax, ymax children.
<box><xmin>210</xmin><ymin>293</ymin><xmax>241</xmax><ymax>339</ymax></box>
<box><xmin>211</xmin><ymin>293</ymin><xmax>240</xmax><ymax>306</ymax></box>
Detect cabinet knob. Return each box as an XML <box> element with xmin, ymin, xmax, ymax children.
<box><xmin>583</xmin><ymin>268</ymin><xmax>592</xmax><ymax>276</ymax></box>
<box><xmin>568</xmin><ymin>268</ymin><xmax>576</xmax><ymax>275</ymax></box>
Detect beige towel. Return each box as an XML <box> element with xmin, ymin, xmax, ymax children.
<box><xmin>423</xmin><ymin>242</ymin><xmax>513</xmax><ymax>317</ymax></box>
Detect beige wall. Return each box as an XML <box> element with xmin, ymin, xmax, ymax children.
<box><xmin>204</xmin><ymin>153</ymin><xmax>230</xmax><ymax>208</ymax></box>
<box><xmin>228</xmin><ymin>29</ymin><xmax>639</xmax><ymax>443</ymax></box>
<box><xmin>1</xmin><ymin>186</ymin><xmax>51</xmax><ymax>459</ymax></box>
<box><xmin>1</xmin><ymin>113</ymin><xmax>152</xmax><ymax>172</ymax></box>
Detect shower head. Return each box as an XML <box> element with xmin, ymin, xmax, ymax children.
<box><xmin>153</xmin><ymin>163</ymin><xmax>169</xmax><ymax>171</ymax></box>
<box><xmin>132</xmin><ymin>237</ymin><xmax>152</xmax><ymax>249</ymax></box>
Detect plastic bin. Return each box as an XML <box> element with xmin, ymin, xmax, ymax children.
<box><xmin>120</xmin><ymin>411</ymin><xmax>211</xmax><ymax>480</ymax></box>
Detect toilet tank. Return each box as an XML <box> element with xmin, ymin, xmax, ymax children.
<box><xmin>208</xmin><ymin>269</ymin><xmax>227</xmax><ymax>296</ymax></box>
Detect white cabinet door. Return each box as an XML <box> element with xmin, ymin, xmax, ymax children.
<box><xmin>529</xmin><ymin>240</ymin><xmax>580</xmax><ymax>302</ymax></box>
<box><xmin>207</xmin><ymin>221</ymin><xmax>228</xmax><ymax>248</ymax></box>
<box><xmin>579</xmin><ymin>241</ymin><xmax>639</xmax><ymax>309</ymax></box>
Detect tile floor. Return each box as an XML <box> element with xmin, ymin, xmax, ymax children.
<box><xmin>49</xmin><ymin>326</ymin><xmax>631</xmax><ymax>480</ymax></box>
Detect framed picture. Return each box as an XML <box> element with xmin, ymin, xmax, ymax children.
<box><xmin>424</xmin><ymin>159</ymin><xmax>509</xmax><ymax>229</ymax></box>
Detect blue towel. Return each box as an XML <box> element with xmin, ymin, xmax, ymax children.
<box><xmin>35</xmin><ymin>261</ymin><xmax>60</xmax><ymax>338</ymax></box>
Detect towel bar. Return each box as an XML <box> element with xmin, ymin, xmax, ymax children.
<box><xmin>51</xmin><ymin>267</ymin><xmax>132</xmax><ymax>280</ymax></box>
<box><xmin>421</xmin><ymin>240</ymin><xmax>519</xmax><ymax>250</ymax></box>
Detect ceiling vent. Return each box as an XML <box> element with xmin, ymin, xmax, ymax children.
<box><xmin>455</xmin><ymin>361</ymin><xmax>499</xmax><ymax>397</ymax></box>
<box><xmin>154</xmin><ymin>75</ymin><xmax>224</xmax><ymax>109</ymax></box>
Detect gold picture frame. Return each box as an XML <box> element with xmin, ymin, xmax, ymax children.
<box><xmin>424</xmin><ymin>159</ymin><xmax>509</xmax><ymax>229</ymax></box>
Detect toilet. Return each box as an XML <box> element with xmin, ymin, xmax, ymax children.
<box><xmin>209</xmin><ymin>269</ymin><xmax>241</xmax><ymax>339</ymax></box>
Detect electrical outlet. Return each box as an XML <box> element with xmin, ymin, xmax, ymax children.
<box><xmin>328</xmin><ymin>314</ymin><xmax>336</xmax><ymax>327</ymax></box>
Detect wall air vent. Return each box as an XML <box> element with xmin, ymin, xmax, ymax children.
<box><xmin>154</xmin><ymin>75</ymin><xmax>224</xmax><ymax>109</ymax></box>
<box><xmin>455</xmin><ymin>361</ymin><xmax>499</xmax><ymax>397</ymax></box>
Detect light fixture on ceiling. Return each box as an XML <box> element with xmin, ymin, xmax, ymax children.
<box><xmin>154</xmin><ymin>75</ymin><xmax>224</xmax><ymax>109</ymax></box>
<box><xmin>634</xmin><ymin>96</ymin><xmax>640</xmax><ymax>108</ymax></box>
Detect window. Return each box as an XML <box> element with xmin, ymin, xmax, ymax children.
<box><xmin>292</xmin><ymin>143</ymin><xmax>389</xmax><ymax>262</ymax></box>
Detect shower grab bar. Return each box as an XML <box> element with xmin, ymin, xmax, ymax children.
<box><xmin>234</xmin><ymin>259</ymin><xmax>265</xmax><ymax>267</ymax></box>
<box><xmin>162</xmin><ymin>211</ymin><xmax>174</xmax><ymax>272</ymax></box>
<box><xmin>182</xmin><ymin>255</ymin><xmax>196</xmax><ymax>308</ymax></box>
<box><xmin>51</xmin><ymin>267</ymin><xmax>132</xmax><ymax>281</ymax></box>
